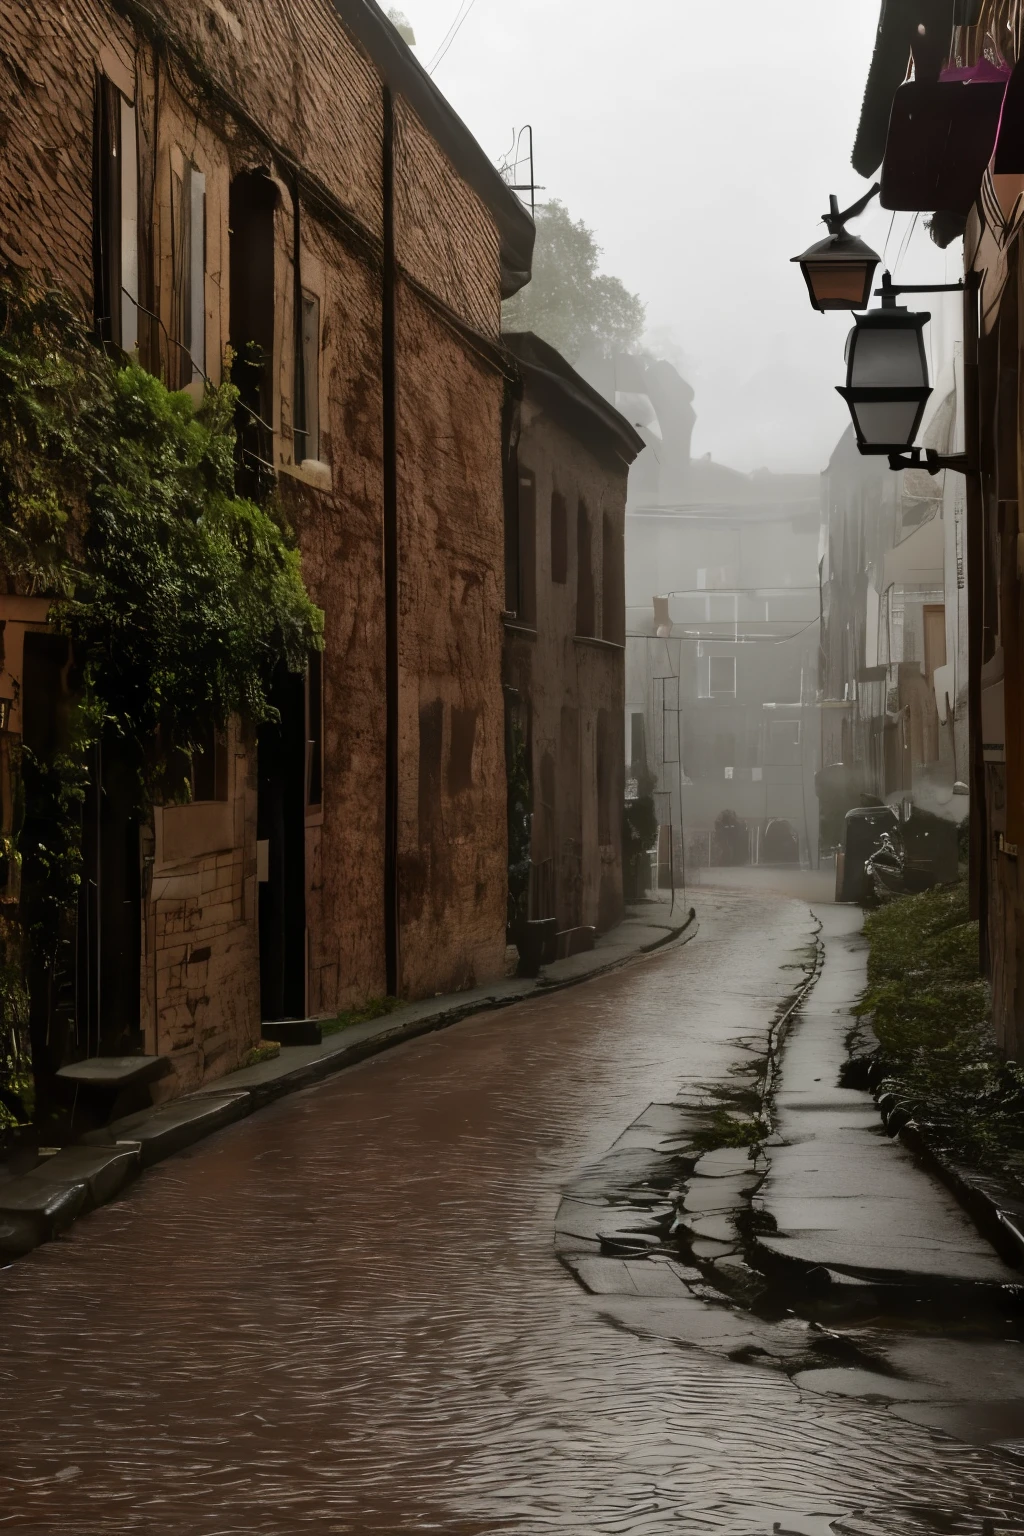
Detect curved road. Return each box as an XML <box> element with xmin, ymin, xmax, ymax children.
<box><xmin>1</xmin><ymin>889</ymin><xmax>1022</xmax><ymax>1534</ymax></box>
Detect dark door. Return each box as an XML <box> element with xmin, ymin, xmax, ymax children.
<box><xmin>258</xmin><ymin>666</ymin><xmax>306</xmax><ymax>1021</ymax></box>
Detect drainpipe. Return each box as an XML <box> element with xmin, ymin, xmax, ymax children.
<box><xmin>382</xmin><ymin>87</ymin><xmax>400</xmax><ymax>996</ymax></box>
<box><xmin>963</xmin><ymin>270</ymin><xmax>986</xmax><ymax>962</ymax></box>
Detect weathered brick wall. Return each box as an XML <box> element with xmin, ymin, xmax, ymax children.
<box><xmin>393</xmin><ymin>98</ymin><xmax>501</xmax><ymax>337</ymax></box>
<box><xmin>0</xmin><ymin>3</ymin><xmax>136</xmax><ymax>290</ymax></box>
<box><xmin>278</xmin><ymin>217</ymin><xmax>388</xmax><ymax>1016</ymax></box>
<box><xmin>506</xmin><ymin>402</ymin><xmax>627</xmax><ymax>934</ymax></box>
<box><xmin>122</xmin><ymin>0</ymin><xmax>386</xmax><ymax>240</ymax></box>
<box><xmin>146</xmin><ymin>721</ymin><xmax>261</xmax><ymax>1095</ymax></box>
<box><xmin>395</xmin><ymin>293</ymin><xmax>508</xmax><ymax>996</ymax></box>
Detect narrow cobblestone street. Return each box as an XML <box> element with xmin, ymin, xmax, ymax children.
<box><xmin>2</xmin><ymin>888</ymin><xmax>1023</xmax><ymax>1535</ymax></box>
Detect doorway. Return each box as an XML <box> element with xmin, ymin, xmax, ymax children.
<box><xmin>257</xmin><ymin>665</ymin><xmax>306</xmax><ymax>1021</ymax></box>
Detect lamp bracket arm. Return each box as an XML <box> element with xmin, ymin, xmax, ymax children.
<box><xmin>825</xmin><ymin>182</ymin><xmax>880</xmax><ymax>234</ymax></box>
<box><xmin>887</xmin><ymin>448</ymin><xmax>976</xmax><ymax>475</ymax></box>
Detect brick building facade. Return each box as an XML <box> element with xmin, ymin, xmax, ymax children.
<box><xmin>502</xmin><ymin>333</ymin><xmax>642</xmax><ymax>940</ymax></box>
<box><xmin>0</xmin><ymin>0</ymin><xmax>533</xmax><ymax>1096</ymax></box>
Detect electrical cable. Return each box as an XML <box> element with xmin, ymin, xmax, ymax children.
<box><xmin>428</xmin><ymin>0</ymin><xmax>480</xmax><ymax>75</ymax></box>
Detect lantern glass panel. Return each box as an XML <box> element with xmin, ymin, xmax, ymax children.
<box><xmin>804</xmin><ymin>260</ymin><xmax>874</xmax><ymax>309</ymax></box>
<box><xmin>849</xmin><ymin>325</ymin><xmax>927</xmax><ymax>389</ymax></box>
<box><xmin>851</xmin><ymin>399</ymin><xmax>922</xmax><ymax>449</ymax></box>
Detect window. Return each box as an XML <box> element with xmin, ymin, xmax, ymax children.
<box><xmin>769</xmin><ymin>719</ymin><xmax>801</xmax><ymax>762</ymax></box>
<box><xmin>229</xmin><ymin>169</ymin><xmax>277</xmax><ymax>497</ymax></box>
<box><xmin>190</xmin><ymin>724</ymin><xmax>228</xmax><ymax>802</ymax></box>
<box><xmin>306</xmin><ymin>648</ymin><xmax>323</xmax><ymax>808</ymax></box>
<box><xmin>597</xmin><ymin>709</ymin><xmax>613</xmax><ymax>844</ymax></box>
<box><xmin>602</xmin><ymin>512</ymin><xmax>624</xmax><ymax>644</ymax></box>
<box><xmin>171</xmin><ymin>155</ymin><xmax>206</xmax><ymax>387</ymax></box>
<box><xmin>709</xmin><ymin>655</ymin><xmax>736</xmax><ymax>697</ymax></box>
<box><xmin>550</xmin><ymin>490</ymin><xmax>568</xmax><ymax>584</ymax></box>
<box><xmin>296</xmin><ymin>292</ymin><xmax>320</xmax><ymax>464</ymax></box>
<box><xmin>576</xmin><ymin>499</ymin><xmax>595</xmax><ymax>637</ymax></box>
<box><xmin>93</xmin><ymin>74</ymin><xmax>139</xmax><ymax>351</ymax></box>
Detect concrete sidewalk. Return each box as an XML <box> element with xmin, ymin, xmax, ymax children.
<box><xmin>755</xmin><ymin>903</ymin><xmax>1019</xmax><ymax>1290</ymax></box>
<box><xmin>0</xmin><ymin>899</ymin><xmax>695</xmax><ymax>1262</ymax></box>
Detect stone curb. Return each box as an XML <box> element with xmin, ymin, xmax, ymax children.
<box><xmin>843</xmin><ymin>1027</ymin><xmax>1024</xmax><ymax>1274</ymax></box>
<box><xmin>0</xmin><ymin>906</ymin><xmax>698</xmax><ymax>1265</ymax></box>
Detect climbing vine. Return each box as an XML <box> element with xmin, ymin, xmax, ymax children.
<box><xmin>0</xmin><ymin>272</ymin><xmax>323</xmax><ymax>1122</ymax></box>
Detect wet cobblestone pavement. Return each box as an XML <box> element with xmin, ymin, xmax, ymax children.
<box><xmin>2</xmin><ymin>889</ymin><xmax>1024</xmax><ymax>1534</ymax></box>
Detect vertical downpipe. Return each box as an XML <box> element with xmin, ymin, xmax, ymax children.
<box><xmin>383</xmin><ymin>88</ymin><xmax>400</xmax><ymax>996</ymax></box>
<box><xmin>964</xmin><ymin>271</ymin><xmax>986</xmax><ymax>959</ymax></box>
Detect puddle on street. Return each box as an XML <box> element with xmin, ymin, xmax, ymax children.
<box><xmin>1</xmin><ymin>891</ymin><xmax>1023</xmax><ymax>1535</ymax></box>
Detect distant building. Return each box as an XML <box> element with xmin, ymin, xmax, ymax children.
<box><xmin>581</xmin><ymin>357</ymin><xmax>821</xmax><ymax>877</ymax></box>
<box><xmin>502</xmin><ymin>333</ymin><xmax>643</xmax><ymax>940</ymax></box>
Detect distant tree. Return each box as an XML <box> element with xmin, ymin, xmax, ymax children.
<box><xmin>502</xmin><ymin>200</ymin><xmax>646</xmax><ymax>363</ymax></box>
<box><xmin>387</xmin><ymin>7</ymin><xmax>415</xmax><ymax>44</ymax></box>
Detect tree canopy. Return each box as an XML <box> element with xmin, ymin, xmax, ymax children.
<box><xmin>502</xmin><ymin>200</ymin><xmax>646</xmax><ymax>364</ymax></box>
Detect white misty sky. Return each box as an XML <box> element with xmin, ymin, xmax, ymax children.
<box><xmin>395</xmin><ymin>0</ymin><xmax>965</xmax><ymax>474</ymax></box>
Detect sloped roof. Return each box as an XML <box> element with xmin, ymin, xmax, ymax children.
<box><xmin>852</xmin><ymin>0</ymin><xmax>957</xmax><ymax>176</ymax></box>
<box><xmin>503</xmin><ymin>332</ymin><xmax>646</xmax><ymax>466</ymax></box>
<box><xmin>332</xmin><ymin>0</ymin><xmax>535</xmax><ymax>297</ymax></box>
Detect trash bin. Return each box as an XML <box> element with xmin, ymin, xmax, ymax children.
<box><xmin>837</xmin><ymin>805</ymin><xmax>899</xmax><ymax>903</ymax></box>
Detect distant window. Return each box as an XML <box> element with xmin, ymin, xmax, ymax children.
<box><xmin>709</xmin><ymin>655</ymin><xmax>736</xmax><ymax>697</ymax></box>
<box><xmin>93</xmin><ymin>74</ymin><xmax>138</xmax><ymax>351</ymax></box>
<box><xmin>550</xmin><ymin>490</ymin><xmax>568</xmax><ymax>584</ymax></box>
<box><xmin>602</xmin><ymin>512</ymin><xmax>624</xmax><ymax>644</ymax></box>
<box><xmin>576</xmin><ymin>499</ymin><xmax>595</xmax><ymax>637</ymax></box>
<box><xmin>597</xmin><ymin>709</ymin><xmax>613</xmax><ymax>844</ymax></box>
<box><xmin>306</xmin><ymin>649</ymin><xmax>323</xmax><ymax>808</ymax></box>
<box><xmin>296</xmin><ymin>292</ymin><xmax>320</xmax><ymax>464</ymax></box>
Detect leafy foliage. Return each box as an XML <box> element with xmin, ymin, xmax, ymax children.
<box><xmin>0</xmin><ymin>273</ymin><xmax>323</xmax><ymax>1120</ymax></box>
<box><xmin>858</xmin><ymin>878</ymin><xmax>1024</xmax><ymax>1176</ymax></box>
<box><xmin>502</xmin><ymin>200</ymin><xmax>646</xmax><ymax>363</ymax></box>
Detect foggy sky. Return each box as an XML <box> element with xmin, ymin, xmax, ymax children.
<box><xmin>398</xmin><ymin>0</ymin><xmax>964</xmax><ymax>475</ymax></box>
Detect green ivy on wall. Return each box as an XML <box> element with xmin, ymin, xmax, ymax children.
<box><xmin>0</xmin><ymin>273</ymin><xmax>324</xmax><ymax>1123</ymax></box>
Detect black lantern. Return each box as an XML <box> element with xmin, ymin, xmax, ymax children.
<box><xmin>836</xmin><ymin>275</ymin><xmax>931</xmax><ymax>456</ymax></box>
<box><xmin>792</xmin><ymin>188</ymin><xmax>881</xmax><ymax>312</ymax></box>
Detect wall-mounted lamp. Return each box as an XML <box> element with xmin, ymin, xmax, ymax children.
<box><xmin>836</xmin><ymin>271</ymin><xmax>973</xmax><ymax>472</ymax></box>
<box><xmin>792</xmin><ymin>184</ymin><xmax>881</xmax><ymax>312</ymax></box>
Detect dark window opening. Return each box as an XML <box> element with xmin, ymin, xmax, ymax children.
<box><xmin>550</xmin><ymin>490</ymin><xmax>568</xmax><ymax>584</ymax></box>
<box><xmin>190</xmin><ymin>724</ymin><xmax>228</xmax><ymax>803</ymax></box>
<box><xmin>229</xmin><ymin>169</ymin><xmax>278</xmax><ymax>499</ymax></box>
<box><xmin>418</xmin><ymin>699</ymin><xmax>444</xmax><ymax>845</ymax></box>
<box><xmin>295</xmin><ymin>292</ymin><xmax>321</xmax><ymax>464</ymax></box>
<box><xmin>448</xmin><ymin>706</ymin><xmax>478</xmax><ymax>795</ymax></box>
<box><xmin>602</xmin><ymin>512</ymin><xmax>624</xmax><ymax>644</ymax></box>
<box><xmin>576</xmin><ymin>499</ymin><xmax>595</xmax><ymax>637</ymax></box>
<box><xmin>306</xmin><ymin>648</ymin><xmax>323</xmax><ymax>807</ymax></box>
<box><xmin>597</xmin><ymin>709</ymin><xmax>613</xmax><ymax>845</ymax></box>
<box><xmin>93</xmin><ymin>74</ymin><xmax>138</xmax><ymax>352</ymax></box>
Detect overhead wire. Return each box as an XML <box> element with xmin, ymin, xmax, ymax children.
<box><xmin>427</xmin><ymin>0</ymin><xmax>480</xmax><ymax>75</ymax></box>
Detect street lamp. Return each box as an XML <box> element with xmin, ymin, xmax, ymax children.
<box><xmin>836</xmin><ymin>276</ymin><xmax>932</xmax><ymax>456</ymax></box>
<box><xmin>792</xmin><ymin>185</ymin><xmax>881</xmax><ymax>312</ymax></box>
<box><xmin>836</xmin><ymin>271</ymin><xmax>974</xmax><ymax>472</ymax></box>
